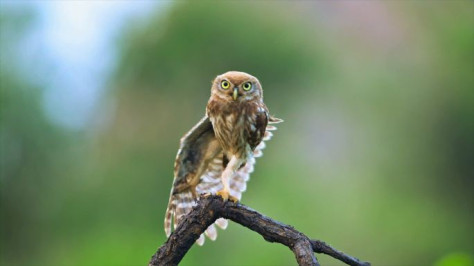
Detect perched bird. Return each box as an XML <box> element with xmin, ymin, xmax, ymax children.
<box><xmin>164</xmin><ymin>71</ymin><xmax>282</xmax><ymax>245</ymax></box>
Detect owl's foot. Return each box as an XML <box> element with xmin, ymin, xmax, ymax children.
<box><xmin>201</xmin><ymin>192</ymin><xmax>212</xmax><ymax>198</ymax></box>
<box><xmin>216</xmin><ymin>189</ymin><xmax>239</xmax><ymax>203</ymax></box>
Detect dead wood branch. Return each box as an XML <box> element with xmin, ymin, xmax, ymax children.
<box><xmin>149</xmin><ymin>195</ymin><xmax>370</xmax><ymax>266</ymax></box>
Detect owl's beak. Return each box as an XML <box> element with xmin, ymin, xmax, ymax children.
<box><xmin>233</xmin><ymin>87</ymin><xmax>238</xmax><ymax>100</ymax></box>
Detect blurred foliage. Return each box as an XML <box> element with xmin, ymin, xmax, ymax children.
<box><xmin>435</xmin><ymin>252</ymin><xmax>474</xmax><ymax>266</ymax></box>
<box><xmin>1</xmin><ymin>1</ymin><xmax>473</xmax><ymax>266</ymax></box>
<box><xmin>114</xmin><ymin>1</ymin><xmax>326</xmax><ymax>116</ymax></box>
<box><xmin>0</xmin><ymin>7</ymin><xmax>81</xmax><ymax>265</ymax></box>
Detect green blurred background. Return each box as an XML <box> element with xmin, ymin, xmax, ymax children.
<box><xmin>1</xmin><ymin>1</ymin><xmax>473</xmax><ymax>265</ymax></box>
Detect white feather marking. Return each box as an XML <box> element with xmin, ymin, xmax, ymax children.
<box><xmin>196</xmin><ymin>234</ymin><xmax>205</xmax><ymax>246</ymax></box>
<box><xmin>205</xmin><ymin>224</ymin><xmax>218</xmax><ymax>241</ymax></box>
<box><xmin>250</xmin><ymin>124</ymin><xmax>256</xmax><ymax>132</ymax></box>
<box><xmin>215</xmin><ymin>218</ymin><xmax>228</xmax><ymax>230</ymax></box>
<box><xmin>176</xmin><ymin>202</ymin><xmax>194</xmax><ymax>209</ymax></box>
<box><xmin>263</xmin><ymin>131</ymin><xmax>273</xmax><ymax>141</ymax></box>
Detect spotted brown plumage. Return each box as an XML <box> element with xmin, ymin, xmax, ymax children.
<box><xmin>164</xmin><ymin>71</ymin><xmax>282</xmax><ymax>245</ymax></box>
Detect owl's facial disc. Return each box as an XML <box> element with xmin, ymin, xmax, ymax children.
<box><xmin>214</xmin><ymin>72</ymin><xmax>261</xmax><ymax>101</ymax></box>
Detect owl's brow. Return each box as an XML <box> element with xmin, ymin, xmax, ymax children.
<box><xmin>218</xmin><ymin>78</ymin><xmax>232</xmax><ymax>84</ymax></box>
<box><xmin>229</xmin><ymin>79</ymin><xmax>255</xmax><ymax>86</ymax></box>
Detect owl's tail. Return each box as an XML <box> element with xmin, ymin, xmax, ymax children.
<box><xmin>163</xmin><ymin>193</ymin><xmax>177</xmax><ymax>238</ymax></box>
<box><xmin>164</xmin><ymin>190</ymin><xmax>228</xmax><ymax>246</ymax></box>
<box><xmin>164</xmin><ymin>190</ymin><xmax>194</xmax><ymax>238</ymax></box>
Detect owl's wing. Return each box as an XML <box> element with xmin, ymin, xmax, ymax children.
<box><xmin>164</xmin><ymin>115</ymin><xmax>221</xmax><ymax>238</ymax></box>
<box><xmin>193</xmin><ymin>119</ymin><xmax>282</xmax><ymax>245</ymax></box>
<box><xmin>269</xmin><ymin>115</ymin><xmax>283</xmax><ymax>124</ymax></box>
<box><xmin>227</xmin><ymin>121</ymin><xmax>281</xmax><ymax>201</ymax></box>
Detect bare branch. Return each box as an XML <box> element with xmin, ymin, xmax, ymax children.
<box><xmin>149</xmin><ymin>195</ymin><xmax>370</xmax><ymax>266</ymax></box>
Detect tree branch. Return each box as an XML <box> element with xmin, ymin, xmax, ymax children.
<box><xmin>149</xmin><ymin>195</ymin><xmax>370</xmax><ymax>266</ymax></box>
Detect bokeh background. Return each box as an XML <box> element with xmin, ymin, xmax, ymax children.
<box><xmin>1</xmin><ymin>1</ymin><xmax>473</xmax><ymax>266</ymax></box>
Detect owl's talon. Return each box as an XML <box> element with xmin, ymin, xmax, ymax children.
<box><xmin>216</xmin><ymin>190</ymin><xmax>238</xmax><ymax>202</ymax></box>
<box><xmin>216</xmin><ymin>190</ymin><xmax>229</xmax><ymax>201</ymax></box>
<box><xmin>228</xmin><ymin>195</ymin><xmax>239</xmax><ymax>203</ymax></box>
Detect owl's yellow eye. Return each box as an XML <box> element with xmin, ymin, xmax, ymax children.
<box><xmin>242</xmin><ymin>82</ymin><xmax>252</xmax><ymax>91</ymax></box>
<box><xmin>221</xmin><ymin>80</ymin><xmax>230</xmax><ymax>89</ymax></box>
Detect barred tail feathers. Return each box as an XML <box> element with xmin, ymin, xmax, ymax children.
<box><xmin>163</xmin><ymin>191</ymin><xmax>195</xmax><ymax>237</ymax></box>
<box><xmin>164</xmin><ymin>194</ymin><xmax>176</xmax><ymax>237</ymax></box>
<box><xmin>164</xmin><ymin>190</ymin><xmax>219</xmax><ymax>246</ymax></box>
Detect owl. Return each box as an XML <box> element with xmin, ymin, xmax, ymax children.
<box><xmin>164</xmin><ymin>71</ymin><xmax>282</xmax><ymax>245</ymax></box>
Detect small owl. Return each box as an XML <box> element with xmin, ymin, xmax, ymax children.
<box><xmin>164</xmin><ymin>71</ymin><xmax>282</xmax><ymax>245</ymax></box>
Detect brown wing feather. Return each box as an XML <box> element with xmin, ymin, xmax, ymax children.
<box><xmin>171</xmin><ymin>116</ymin><xmax>221</xmax><ymax>195</ymax></box>
<box><xmin>247</xmin><ymin>107</ymin><xmax>268</xmax><ymax>151</ymax></box>
<box><xmin>164</xmin><ymin>115</ymin><xmax>221</xmax><ymax>239</ymax></box>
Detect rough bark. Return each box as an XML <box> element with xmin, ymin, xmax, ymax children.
<box><xmin>149</xmin><ymin>195</ymin><xmax>370</xmax><ymax>266</ymax></box>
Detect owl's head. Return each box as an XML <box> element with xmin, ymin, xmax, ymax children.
<box><xmin>211</xmin><ymin>71</ymin><xmax>263</xmax><ymax>102</ymax></box>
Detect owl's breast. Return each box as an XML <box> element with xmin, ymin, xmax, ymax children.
<box><xmin>208</xmin><ymin>104</ymin><xmax>253</xmax><ymax>159</ymax></box>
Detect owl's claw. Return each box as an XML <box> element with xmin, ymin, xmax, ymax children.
<box><xmin>229</xmin><ymin>195</ymin><xmax>239</xmax><ymax>203</ymax></box>
<box><xmin>216</xmin><ymin>190</ymin><xmax>229</xmax><ymax>201</ymax></box>
<box><xmin>201</xmin><ymin>192</ymin><xmax>212</xmax><ymax>198</ymax></box>
<box><xmin>216</xmin><ymin>190</ymin><xmax>238</xmax><ymax>203</ymax></box>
